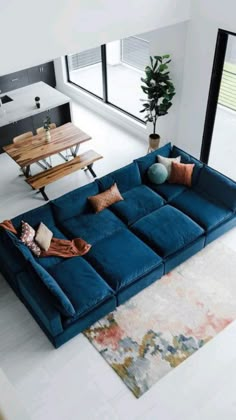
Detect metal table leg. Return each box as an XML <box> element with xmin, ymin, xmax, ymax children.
<box><xmin>71</xmin><ymin>144</ymin><xmax>80</xmax><ymax>157</ymax></box>
<box><xmin>24</xmin><ymin>165</ymin><xmax>31</xmax><ymax>178</ymax></box>
<box><xmin>58</xmin><ymin>152</ymin><xmax>68</xmax><ymax>162</ymax></box>
<box><xmin>87</xmin><ymin>164</ymin><xmax>97</xmax><ymax>178</ymax></box>
<box><xmin>39</xmin><ymin>187</ymin><xmax>49</xmax><ymax>201</ymax></box>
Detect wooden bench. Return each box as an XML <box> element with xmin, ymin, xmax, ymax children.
<box><xmin>26</xmin><ymin>149</ymin><xmax>103</xmax><ymax>201</ymax></box>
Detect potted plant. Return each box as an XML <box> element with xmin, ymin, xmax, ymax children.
<box><xmin>140</xmin><ymin>55</ymin><xmax>176</xmax><ymax>152</ymax></box>
<box><xmin>43</xmin><ymin>115</ymin><xmax>51</xmax><ymax>142</ymax></box>
<box><xmin>35</xmin><ymin>96</ymin><xmax>40</xmax><ymax>109</ymax></box>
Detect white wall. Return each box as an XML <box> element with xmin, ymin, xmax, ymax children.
<box><xmin>55</xmin><ymin>22</ymin><xmax>188</xmax><ymax>145</ymax></box>
<box><xmin>177</xmin><ymin>0</ymin><xmax>236</xmax><ymax>157</ymax></box>
<box><xmin>0</xmin><ymin>0</ymin><xmax>190</xmax><ymax>76</ymax></box>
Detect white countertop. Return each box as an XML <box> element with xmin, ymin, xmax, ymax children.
<box><xmin>0</xmin><ymin>82</ymin><xmax>71</xmax><ymax>127</ymax></box>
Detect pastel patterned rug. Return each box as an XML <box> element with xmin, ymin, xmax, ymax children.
<box><xmin>84</xmin><ymin>239</ymin><xmax>236</xmax><ymax>398</ymax></box>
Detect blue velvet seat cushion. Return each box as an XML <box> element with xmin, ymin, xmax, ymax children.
<box><xmin>85</xmin><ymin>229</ymin><xmax>162</xmax><ymax>292</ymax></box>
<box><xmin>5</xmin><ymin>230</ymin><xmax>75</xmax><ymax>317</ymax></box>
<box><xmin>51</xmin><ymin>181</ymin><xmax>99</xmax><ymax>223</ymax></box>
<box><xmin>134</xmin><ymin>142</ymin><xmax>171</xmax><ymax>182</ymax></box>
<box><xmin>110</xmin><ymin>185</ymin><xmax>164</xmax><ymax>225</ymax></box>
<box><xmin>59</xmin><ymin>208</ymin><xmax>125</xmax><ymax>245</ymax></box>
<box><xmin>146</xmin><ymin>181</ymin><xmax>187</xmax><ymax>201</ymax></box>
<box><xmin>170</xmin><ymin>190</ymin><xmax>234</xmax><ymax>232</ymax></box>
<box><xmin>170</xmin><ymin>145</ymin><xmax>203</xmax><ymax>186</ymax></box>
<box><xmin>195</xmin><ymin>166</ymin><xmax>236</xmax><ymax>211</ymax></box>
<box><xmin>12</xmin><ymin>202</ymin><xmax>55</xmax><ymax>230</ymax></box>
<box><xmin>131</xmin><ymin>205</ymin><xmax>204</xmax><ymax>258</ymax></box>
<box><xmin>97</xmin><ymin>162</ymin><xmax>141</xmax><ymax>193</ymax></box>
<box><xmin>48</xmin><ymin>257</ymin><xmax>114</xmax><ymax>322</ymax></box>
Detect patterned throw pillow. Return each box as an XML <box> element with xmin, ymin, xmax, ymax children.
<box><xmin>169</xmin><ymin>162</ymin><xmax>195</xmax><ymax>187</ymax></box>
<box><xmin>157</xmin><ymin>155</ymin><xmax>181</xmax><ymax>178</ymax></box>
<box><xmin>20</xmin><ymin>221</ymin><xmax>35</xmax><ymax>244</ymax></box>
<box><xmin>88</xmin><ymin>183</ymin><xmax>123</xmax><ymax>213</ymax></box>
<box><xmin>27</xmin><ymin>241</ymin><xmax>41</xmax><ymax>257</ymax></box>
<box><xmin>20</xmin><ymin>221</ymin><xmax>41</xmax><ymax>256</ymax></box>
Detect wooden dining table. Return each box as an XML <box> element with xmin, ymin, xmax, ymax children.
<box><xmin>3</xmin><ymin>122</ymin><xmax>92</xmax><ymax>177</ymax></box>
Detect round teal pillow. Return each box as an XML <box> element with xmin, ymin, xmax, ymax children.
<box><xmin>148</xmin><ymin>163</ymin><xmax>168</xmax><ymax>184</ymax></box>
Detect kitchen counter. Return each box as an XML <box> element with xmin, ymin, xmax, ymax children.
<box><xmin>0</xmin><ymin>82</ymin><xmax>71</xmax><ymax>127</ymax></box>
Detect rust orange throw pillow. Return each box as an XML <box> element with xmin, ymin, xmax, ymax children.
<box><xmin>88</xmin><ymin>183</ymin><xmax>123</xmax><ymax>213</ymax></box>
<box><xmin>169</xmin><ymin>162</ymin><xmax>195</xmax><ymax>187</ymax></box>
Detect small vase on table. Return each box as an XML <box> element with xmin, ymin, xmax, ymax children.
<box><xmin>43</xmin><ymin>115</ymin><xmax>52</xmax><ymax>143</ymax></box>
<box><xmin>45</xmin><ymin>129</ymin><xmax>51</xmax><ymax>143</ymax></box>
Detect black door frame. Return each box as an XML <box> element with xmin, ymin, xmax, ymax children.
<box><xmin>200</xmin><ymin>29</ymin><xmax>236</xmax><ymax>163</ymax></box>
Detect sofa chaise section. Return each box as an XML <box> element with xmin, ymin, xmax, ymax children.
<box><xmin>131</xmin><ymin>205</ymin><xmax>205</xmax><ymax>273</ymax></box>
<box><xmin>18</xmin><ymin>268</ymin><xmax>116</xmax><ymax>348</ymax></box>
<box><xmin>6</xmin><ymin>229</ymin><xmax>116</xmax><ymax>348</ymax></box>
<box><xmin>85</xmin><ymin>228</ymin><xmax>164</xmax><ymax>305</ymax></box>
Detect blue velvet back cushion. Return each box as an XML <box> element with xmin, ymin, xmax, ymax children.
<box><xmin>134</xmin><ymin>142</ymin><xmax>172</xmax><ymax>182</ymax></box>
<box><xmin>6</xmin><ymin>230</ymin><xmax>75</xmax><ymax>317</ymax></box>
<box><xmin>51</xmin><ymin>181</ymin><xmax>99</xmax><ymax>223</ymax></box>
<box><xmin>97</xmin><ymin>162</ymin><xmax>142</xmax><ymax>193</ymax></box>
<box><xmin>196</xmin><ymin>166</ymin><xmax>236</xmax><ymax>211</ymax></box>
<box><xmin>12</xmin><ymin>203</ymin><xmax>55</xmax><ymax>231</ymax></box>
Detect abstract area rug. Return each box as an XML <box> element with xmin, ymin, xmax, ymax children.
<box><xmin>84</xmin><ymin>240</ymin><xmax>236</xmax><ymax>398</ymax></box>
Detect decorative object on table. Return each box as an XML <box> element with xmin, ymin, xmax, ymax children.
<box><xmin>36</xmin><ymin>122</ymin><xmax>56</xmax><ymax>135</ymax></box>
<box><xmin>140</xmin><ymin>55</ymin><xmax>176</xmax><ymax>153</ymax></box>
<box><xmin>43</xmin><ymin>115</ymin><xmax>52</xmax><ymax>142</ymax></box>
<box><xmin>35</xmin><ymin>96</ymin><xmax>40</xmax><ymax>109</ymax></box>
<box><xmin>147</xmin><ymin>162</ymin><xmax>168</xmax><ymax>184</ymax></box>
<box><xmin>84</xmin><ymin>239</ymin><xmax>236</xmax><ymax>398</ymax></box>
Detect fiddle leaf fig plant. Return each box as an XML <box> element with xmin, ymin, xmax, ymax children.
<box><xmin>140</xmin><ymin>55</ymin><xmax>176</xmax><ymax>135</ymax></box>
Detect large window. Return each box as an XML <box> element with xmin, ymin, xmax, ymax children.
<box><xmin>66</xmin><ymin>36</ymin><xmax>149</xmax><ymax>122</ymax></box>
<box><xmin>66</xmin><ymin>47</ymin><xmax>103</xmax><ymax>98</ymax></box>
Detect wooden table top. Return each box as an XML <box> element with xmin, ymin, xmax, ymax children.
<box><xmin>3</xmin><ymin>123</ymin><xmax>91</xmax><ymax>167</ymax></box>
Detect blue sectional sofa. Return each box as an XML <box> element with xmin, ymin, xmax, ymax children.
<box><xmin>0</xmin><ymin>143</ymin><xmax>236</xmax><ymax>348</ymax></box>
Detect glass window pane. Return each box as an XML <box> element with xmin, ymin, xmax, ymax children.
<box><xmin>67</xmin><ymin>47</ymin><xmax>103</xmax><ymax>98</ymax></box>
<box><xmin>106</xmin><ymin>36</ymin><xmax>149</xmax><ymax>119</ymax></box>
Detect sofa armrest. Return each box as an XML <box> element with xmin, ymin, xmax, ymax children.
<box><xmin>17</xmin><ymin>271</ymin><xmax>63</xmax><ymax>337</ymax></box>
<box><xmin>197</xmin><ymin>166</ymin><xmax>236</xmax><ymax>211</ymax></box>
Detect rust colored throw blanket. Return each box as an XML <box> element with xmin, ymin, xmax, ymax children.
<box><xmin>0</xmin><ymin>220</ymin><xmax>91</xmax><ymax>258</ymax></box>
<box><xmin>40</xmin><ymin>237</ymin><xmax>91</xmax><ymax>257</ymax></box>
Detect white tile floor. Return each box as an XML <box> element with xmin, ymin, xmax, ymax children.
<box><xmin>0</xmin><ymin>102</ymin><xmax>236</xmax><ymax>420</ymax></box>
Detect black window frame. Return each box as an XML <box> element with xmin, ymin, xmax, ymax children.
<box><xmin>65</xmin><ymin>44</ymin><xmax>145</xmax><ymax>124</ymax></box>
<box><xmin>201</xmin><ymin>28</ymin><xmax>236</xmax><ymax>163</ymax></box>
